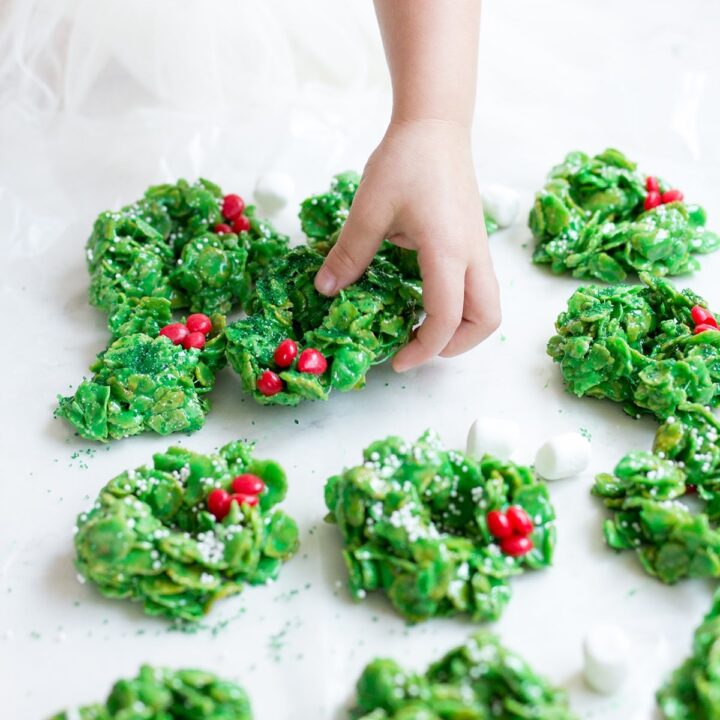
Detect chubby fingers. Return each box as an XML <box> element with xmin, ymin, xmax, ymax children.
<box><xmin>392</xmin><ymin>251</ymin><xmax>465</xmax><ymax>372</ymax></box>
<box><xmin>439</xmin><ymin>251</ymin><xmax>501</xmax><ymax>357</ymax></box>
<box><xmin>314</xmin><ymin>180</ymin><xmax>391</xmax><ymax>296</ymax></box>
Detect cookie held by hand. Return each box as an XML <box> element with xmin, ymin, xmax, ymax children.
<box><xmin>225</xmin><ymin>247</ymin><xmax>421</xmax><ymax>406</ymax></box>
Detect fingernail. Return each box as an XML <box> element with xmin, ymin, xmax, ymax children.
<box><xmin>315</xmin><ymin>267</ymin><xmax>337</xmax><ymax>296</ymax></box>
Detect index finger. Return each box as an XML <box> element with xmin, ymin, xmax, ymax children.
<box><xmin>392</xmin><ymin>252</ymin><xmax>465</xmax><ymax>372</ymax></box>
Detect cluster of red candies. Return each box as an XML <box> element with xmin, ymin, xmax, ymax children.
<box><xmin>214</xmin><ymin>194</ymin><xmax>251</xmax><ymax>235</ymax></box>
<box><xmin>486</xmin><ymin>506</ymin><xmax>535</xmax><ymax>557</ymax></box>
<box><xmin>207</xmin><ymin>474</ymin><xmax>266</xmax><ymax>521</ymax></box>
<box><xmin>257</xmin><ymin>339</ymin><xmax>328</xmax><ymax>397</ymax></box>
<box><xmin>691</xmin><ymin>305</ymin><xmax>720</xmax><ymax>335</ymax></box>
<box><xmin>159</xmin><ymin>313</ymin><xmax>213</xmax><ymax>350</ymax></box>
<box><xmin>643</xmin><ymin>176</ymin><xmax>683</xmax><ymax>211</ymax></box>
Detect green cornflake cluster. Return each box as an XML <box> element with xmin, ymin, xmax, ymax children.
<box><xmin>593</xmin><ymin>406</ymin><xmax>720</xmax><ymax>584</ymax></box>
<box><xmin>225</xmin><ymin>246</ymin><xmax>421</xmax><ymax>406</ymax></box>
<box><xmin>351</xmin><ymin>631</ymin><xmax>576</xmax><ymax>720</ymax></box>
<box><xmin>299</xmin><ymin>170</ymin><xmax>360</xmax><ymax>248</ymax></box>
<box><xmin>324</xmin><ymin>431</ymin><xmax>556</xmax><ymax>623</ymax></box>
<box><xmin>86</xmin><ymin>178</ymin><xmax>288</xmax><ymax>316</ymax></box>
<box><xmin>56</xmin><ymin>297</ymin><xmax>227</xmax><ymax>442</ymax></box>
<box><xmin>551</xmin><ymin>274</ymin><xmax>720</xmax><ymax>582</ymax></box>
<box><xmin>49</xmin><ymin>665</ymin><xmax>253</xmax><ymax>720</ymax></box>
<box><xmin>74</xmin><ymin>441</ymin><xmax>299</xmax><ymax>621</ymax></box>
<box><xmin>657</xmin><ymin>589</ymin><xmax>720</xmax><ymax>719</ymax></box>
<box><xmin>59</xmin><ymin>177</ymin><xmax>289</xmax><ymax>440</ymax></box>
<box><xmin>530</xmin><ymin>149</ymin><xmax>719</xmax><ymax>281</ymax></box>
<box><xmin>548</xmin><ymin>273</ymin><xmax>720</xmax><ymax>421</ymax></box>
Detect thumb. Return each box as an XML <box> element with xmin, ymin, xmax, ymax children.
<box><xmin>314</xmin><ymin>191</ymin><xmax>388</xmax><ymax>296</ymax></box>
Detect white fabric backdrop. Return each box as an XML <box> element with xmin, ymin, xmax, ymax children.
<box><xmin>1</xmin><ymin>3</ymin><xmax>720</xmax><ymax>719</ymax></box>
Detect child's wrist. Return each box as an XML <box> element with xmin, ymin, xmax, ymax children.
<box><xmin>389</xmin><ymin>113</ymin><xmax>472</xmax><ymax>132</ymax></box>
<box><xmin>386</xmin><ymin>116</ymin><xmax>473</xmax><ymax>146</ymax></box>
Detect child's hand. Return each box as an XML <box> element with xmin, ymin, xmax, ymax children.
<box><xmin>314</xmin><ymin>118</ymin><xmax>500</xmax><ymax>371</ymax></box>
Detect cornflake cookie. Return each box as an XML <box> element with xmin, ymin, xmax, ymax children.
<box><xmin>530</xmin><ymin>148</ymin><xmax>719</xmax><ymax>281</ymax></box>
<box><xmin>657</xmin><ymin>588</ymin><xmax>720</xmax><ymax>719</ymax></box>
<box><xmin>548</xmin><ymin>273</ymin><xmax>720</xmax><ymax>422</ymax></box>
<box><xmin>56</xmin><ymin>298</ymin><xmax>226</xmax><ymax>442</ymax></box>
<box><xmin>86</xmin><ymin>179</ymin><xmax>288</xmax><ymax>316</ymax></box>
<box><xmin>49</xmin><ymin>665</ymin><xmax>253</xmax><ymax>719</ymax></box>
<box><xmin>351</xmin><ymin>631</ymin><xmax>576</xmax><ymax>719</ymax></box>
<box><xmin>225</xmin><ymin>247</ymin><xmax>421</xmax><ymax>405</ymax></box>
<box><xmin>550</xmin><ymin>271</ymin><xmax>720</xmax><ymax>582</ymax></box>
<box><xmin>593</xmin><ymin>405</ymin><xmax>720</xmax><ymax>584</ymax></box>
<box><xmin>75</xmin><ymin>441</ymin><xmax>299</xmax><ymax>621</ymax></box>
<box><xmin>324</xmin><ymin>431</ymin><xmax>557</xmax><ymax>623</ymax></box>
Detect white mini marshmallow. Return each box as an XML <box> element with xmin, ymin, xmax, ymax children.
<box><xmin>481</xmin><ymin>184</ymin><xmax>520</xmax><ymax>228</ymax></box>
<box><xmin>466</xmin><ymin>417</ymin><xmax>520</xmax><ymax>461</ymax></box>
<box><xmin>534</xmin><ymin>431</ymin><xmax>591</xmax><ymax>480</ymax></box>
<box><xmin>253</xmin><ymin>171</ymin><xmax>295</xmax><ymax>215</ymax></box>
<box><xmin>583</xmin><ymin>624</ymin><xmax>630</xmax><ymax>694</ymax></box>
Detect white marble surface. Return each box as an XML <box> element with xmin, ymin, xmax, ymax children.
<box><xmin>1</xmin><ymin>1</ymin><xmax>719</xmax><ymax>718</ymax></box>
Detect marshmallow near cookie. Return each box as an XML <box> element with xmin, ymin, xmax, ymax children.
<box><xmin>466</xmin><ymin>417</ymin><xmax>520</xmax><ymax>461</ymax></box>
<box><xmin>481</xmin><ymin>184</ymin><xmax>520</xmax><ymax>228</ymax></box>
<box><xmin>254</xmin><ymin>171</ymin><xmax>295</xmax><ymax>215</ymax></box>
<box><xmin>534</xmin><ymin>431</ymin><xmax>591</xmax><ymax>480</ymax></box>
<box><xmin>583</xmin><ymin>623</ymin><xmax>630</xmax><ymax>694</ymax></box>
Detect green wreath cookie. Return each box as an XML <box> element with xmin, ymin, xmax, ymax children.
<box><xmin>74</xmin><ymin>440</ymin><xmax>299</xmax><ymax>621</ymax></box>
<box><xmin>324</xmin><ymin>431</ymin><xmax>557</xmax><ymax>623</ymax></box>
<box><xmin>530</xmin><ymin>148</ymin><xmax>719</xmax><ymax>281</ymax></box>
<box><xmin>351</xmin><ymin>631</ymin><xmax>576</xmax><ymax>719</ymax></box>
<box><xmin>550</xmin><ymin>274</ymin><xmax>720</xmax><ymax>581</ymax></box>
<box><xmin>593</xmin><ymin>405</ymin><xmax>720</xmax><ymax>584</ymax></box>
<box><xmin>657</xmin><ymin>589</ymin><xmax>720</xmax><ymax>719</ymax></box>
<box><xmin>225</xmin><ymin>246</ymin><xmax>421</xmax><ymax>406</ymax></box>
<box><xmin>49</xmin><ymin>665</ymin><xmax>253</xmax><ymax>720</ymax></box>
<box><xmin>56</xmin><ymin>297</ymin><xmax>227</xmax><ymax>442</ymax></box>
<box><xmin>548</xmin><ymin>273</ymin><xmax>720</xmax><ymax>422</ymax></box>
<box><xmin>86</xmin><ymin>179</ymin><xmax>288</xmax><ymax>316</ymax></box>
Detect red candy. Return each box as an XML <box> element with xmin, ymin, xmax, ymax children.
<box><xmin>691</xmin><ymin>305</ymin><xmax>717</xmax><ymax>328</ymax></box>
<box><xmin>232</xmin><ymin>474</ymin><xmax>266</xmax><ymax>495</ymax></box>
<box><xmin>297</xmin><ymin>348</ymin><xmax>328</xmax><ymax>375</ymax></box>
<box><xmin>506</xmin><ymin>506</ymin><xmax>534</xmax><ymax>536</ymax></box>
<box><xmin>661</xmin><ymin>189</ymin><xmax>684</xmax><ymax>204</ymax></box>
<box><xmin>159</xmin><ymin>322</ymin><xmax>189</xmax><ymax>345</ymax></box>
<box><xmin>274</xmin><ymin>339</ymin><xmax>298</xmax><ymax>368</ymax></box>
<box><xmin>230</xmin><ymin>493</ymin><xmax>259</xmax><ymax>508</ymax></box>
<box><xmin>257</xmin><ymin>370</ymin><xmax>283</xmax><ymax>396</ymax></box>
<box><xmin>645</xmin><ymin>176</ymin><xmax>660</xmax><ymax>192</ymax></box>
<box><xmin>500</xmin><ymin>535</ymin><xmax>534</xmax><ymax>557</ymax></box>
<box><xmin>186</xmin><ymin>313</ymin><xmax>212</xmax><ymax>335</ymax></box>
<box><xmin>486</xmin><ymin>510</ymin><xmax>513</xmax><ymax>539</ymax></box>
<box><xmin>695</xmin><ymin>323</ymin><xmax>720</xmax><ymax>335</ymax></box>
<box><xmin>644</xmin><ymin>191</ymin><xmax>662</xmax><ymax>211</ymax></box>
<box><xmin>183</xmin><ymin>331</ymin><xmax>206</xmax><ymax>350</ymax></box>
<box><xmin>214</xmin><ymin>223</ymin><xmax>233</xmax><ymax>235</ymax></box>
<box><xmin>208</xmin><ymin>488</ymin><xmax>232</xmax><ymax>521</ymax></box>
<box><xmin>222</xmin><ymin>194</ymin><xmax>245</xmax><ymax>221</ymax></box>
<box><xmin>232</xmin><ymin>215</ymin><xmax>251</xmax><ymax>233</ymax></box>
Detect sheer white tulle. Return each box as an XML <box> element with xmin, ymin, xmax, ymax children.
<box><xmin>0</xmin><ymin>0</ymin><xmax>385</xmax><ymax>116</ymax></box>
<box><xmin>0</xmin><ymin>0</ymin><xmax>391</xmax><ymax>257</ymax></box>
